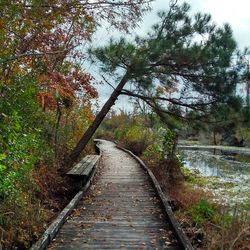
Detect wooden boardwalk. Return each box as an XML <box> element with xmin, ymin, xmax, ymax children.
<box><xmin>48</xmin><ymin>140</ymin><xmax>182</xmax><ymax>249</ymax></box>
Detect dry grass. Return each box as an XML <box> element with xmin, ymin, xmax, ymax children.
<box><xmin>147</xmin><ymin>162</ymin><xmax>250</xmax><ymax>249</ymax></box>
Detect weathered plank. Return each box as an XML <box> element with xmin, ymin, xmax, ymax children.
<box><xmin>48</xmin><ymin>140</ymin><xmax>183</xmax><ymax>249</ymax></box>
<box><xmin>66</xmin><ymin>155</ymin><xmax>100</xmax><ymax>177</ymax></box>
<box><xmin>118</xmin><ymin>145</ymin><xmax>194</xmax><ymax>250</ymax></box>
<box><xmin>67</xmin><ymin>155</ymin><xmax>92</xmax><ymax>175</ymax></box>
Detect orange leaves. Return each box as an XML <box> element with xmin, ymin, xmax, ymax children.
<box><xmin>37</xmin><ymin>69</ymin><xmax>98</xmax><ymax>111</ymax></box>
<box><xmin>82</xmin><ymin>104</ymin><xmax>95</xmax><ymax>122</ymax></box>
<box><xmin>37</xmin><ymin>92</ymin><xmax>57</xmax><ymax>111</ymax></box>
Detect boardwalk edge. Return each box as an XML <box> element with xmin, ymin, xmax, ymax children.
<box><xmin>117</xmin><ymin>145</ymin><xmax>194</xmax><ymax>250</ymax></box>
<box><xmin>30</xmin><ymin>141</ymin><xmax>102</xmax><ymax>250</ymax></box>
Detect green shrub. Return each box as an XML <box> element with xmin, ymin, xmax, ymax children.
<box><xmin>143</xmin><ymin>143</ymin><xmax>163</xmax><ymax>165</ymax></box>
<box><xmin>122</xmin><ymin>125</ymin><xmax>153</xmax><ymax>155</ymax></box>
<box><xmin>189</xmin><ymin>199</ymin><xmax>216</xmax><ymax>225</ymax></box>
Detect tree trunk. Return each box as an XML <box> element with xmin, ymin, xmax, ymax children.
<box><xmin>65</xmin><ymin>72</ymin><xmax>129</xmax><ymax>167</ymax></box>
<box><xmin>54</xmin><ymin>100</ymin><xmax>62</xmax><ymax>160</ymax></box>
<box><xmin>246</xmin><ymin>76</ymin><xmax>250</xmax><ymax>127</ymax></box>
<box><xmin>213</xmin><ymin>131</ymin><xmax>217</xmax><ymax>145</ymax></box>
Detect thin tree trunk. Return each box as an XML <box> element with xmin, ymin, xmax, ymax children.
<box><xmin>54</xmin><ymin>101</ymin><xmax>62</xmax><ymax>160</ymax></box>
<box><xmin>213</xmin><ymin>131</ymin><xmax>217</xmax><ymax>145</ymax></box>
<box><xmin>65</xmin><ymin>72</ymin><xmax>129</xmax><ymax>167</ymax></box>
<box><xmin>246</xmin><ymin>73</ymin><xmax>250</xmax><ymax>127</ymax></box>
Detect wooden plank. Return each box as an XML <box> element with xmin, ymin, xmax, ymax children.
<box><xmin>30</xmin><ymin>164</ymin><xmax>98</xmax><ymax>250</ymax></box>
<box><xmin>66</xmin><ymin>155</ymin><xmax>91</xmax><ymax>175</ymax></box>
<box><xmin>80</xmin><ymin>155</ymin><xmax>100</xmax><ymax>176</ymax></box>
<box><xmin>118</xmin><ymin>146</ymin><xmax>194</xmax><ymax>250</ymax></box>
<box><xmin>72</xmin><ymin>155</ymin><xmax>95</xmax><ymax>175</ymax></box>
<box><xmin>66</xmin><ymin>155</ymin><xmax>100</xmax><ymax>176</ymax></box>
<box><xmin>48</xmin><ymin>140</ymin><xmax>182</xmax><ymax>250</ymax></box>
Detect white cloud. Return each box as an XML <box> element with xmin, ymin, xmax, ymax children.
<box><xmin>190</xmin><ymin>0</ymin><xmax>250</xmax><ymax>48</ymax></box>
<box><xmin>132</xmin><ymin>0</ymin><xmax>250</xmax><ymax>49</ymax></box>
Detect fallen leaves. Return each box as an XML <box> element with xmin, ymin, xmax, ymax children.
<box><xmin>150</xmin><ymin>239</ymin><xmax>156</xmax><ymax>244</ymax></box>
<box><xmin>72</xmin><ymin>209</ymin><xmax>81</xmax><ymax>217</ymax></box>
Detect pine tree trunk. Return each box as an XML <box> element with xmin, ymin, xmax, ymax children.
<box><xmin>65</xmin><ymin>72</ymin><xmax>129</xmax><ymax>167</ymax></box>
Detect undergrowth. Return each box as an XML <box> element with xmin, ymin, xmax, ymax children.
<box><xmin>0</xmin><ymin>160</ymin><xmax>80</xmax><ymax>249</ymax></box>
<box><xmin>156</xmin><ymin>165</ymin><xmax>250</xmax><ymax>248</ymax></box>
<box><xmin>0</xmin><ymin>106</ymin><xmax>95</xmax><ymax>249</ymax></box>
<box><xmin>149</xmin><ymin>163</ymin><xmax>250</xmax><ymax>249</ymax></box>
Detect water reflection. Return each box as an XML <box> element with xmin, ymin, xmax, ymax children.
<box><xmin>180</xmin><ymin>149</ymin><xmax>250</xmax><ymax>177</ymax></box>
<box><xmin>181</xmin><ymin>150</ymin><xmax>222</xmax><ymax>177</ymax></box>
<box><xmin>178</xmin><ymin>148</ymin><xmax>250</xmax><ymax>205</ymax></box>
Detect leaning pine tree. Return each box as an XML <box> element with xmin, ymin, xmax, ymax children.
<box><xmin>66</xmin><ymin>1</ymin><xmax>238</xmax><ymax>166</ymax></box>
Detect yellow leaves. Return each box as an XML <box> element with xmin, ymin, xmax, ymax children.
<box><xmin>82</xmin><ymin>105</ymin><xmax>95</xmax><ymax>122</ymax></box>
<box><xmin>125</xmin><ymin>125</ymin><xmax>150</xmax><ymax>142</ymax></box>
<box><xmin>42</xmin><ymin>19</ymin><xmax>53</xmax><ymax>30</ymax></box>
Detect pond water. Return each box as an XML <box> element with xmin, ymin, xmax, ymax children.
<box><xmin>178</xmin><ymin>147</ymin><xmax>250</xmax><ymax>207</ymax></box>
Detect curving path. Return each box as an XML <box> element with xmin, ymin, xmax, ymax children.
<box><xmin>48</xmin><ymin>140</ymin><xmax>181</xmax><ymax>249</ymax></box>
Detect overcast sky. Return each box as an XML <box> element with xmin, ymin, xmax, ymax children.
<box><xmin>145</xmin><ymin>0</ymin><xmax>250</xmax><ymax>49</ymax></box>
<box><xmin>91</xmin><ymin>0</ymin><xmax>250</xmax><ymax>112</ymax></box>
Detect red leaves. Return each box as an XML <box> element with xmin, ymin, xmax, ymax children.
<box><xmin>37</xmin><ymin>69</ymin><xmax>98</xmax><ymax>111</ymax></box>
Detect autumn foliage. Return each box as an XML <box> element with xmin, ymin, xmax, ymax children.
<box><xmin>0</xmin><ymin>1</ymin><xmax>152</xmax><ymax>248</ymax></box>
